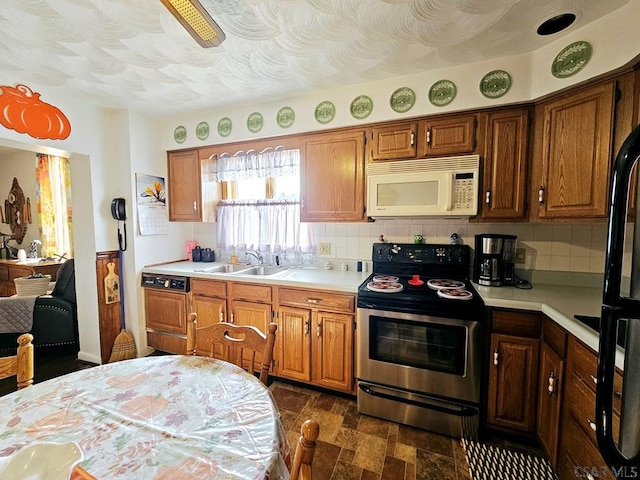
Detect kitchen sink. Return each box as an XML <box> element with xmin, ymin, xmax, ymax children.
<box><xmin>232</xmin><ymin>265</ymin><xmax>289</xmax><ymax>276</ymax></box>
<box><xmin>194</xmin><ymin>263</ymin><xmax>251</xmax><ymax>273</ymax></box>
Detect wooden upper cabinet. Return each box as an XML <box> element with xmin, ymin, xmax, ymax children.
<box><xmin>370</xmin><ymin>122</ymin><xmax>418</xmax><ymax>160</ymax></box>
<box><xmin>480</xmin><ymin>108</ymin><xmax>530</xmax><ymax>220</ymax></box>
<box><xmin>167</xmin><ymin>149</ymin><xmax>217</xmax><ymax>222</ymax></box>
<box><xmin>300</xmin><ymin>130</ymin><xmax>366</xmax><ymax>222</ymax></box>
<box><xmin>537</xmin><ymin>81</ymin><xmax>616</xmax><ymax>219</ymax></box>
<box><xmin>420</xmin><ymin>115</ymin><xmax>477</xmax><ymax>157</ymax></box>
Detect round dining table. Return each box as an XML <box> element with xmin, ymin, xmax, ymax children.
<box><xmin>0</xmin><ymin>355</ymin><xmax>290</xmax><ymax>479</ymax></box>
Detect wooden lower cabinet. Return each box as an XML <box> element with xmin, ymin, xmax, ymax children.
<box><xmin>557</xmin><ymin>337</ymin><xmax>623</xmax><ymax>480</ymax></box>
<box><xmin>276</xmin><ymin>287</ymin><xmax>355</xmax><ymax>393</ymax></box>
<box><xmin>486</xmin><ymin>310</ymin><xmax>541</xmax><ymax>434</ymax></box>
<box><xmin>190</xmin><ymin>278</ymin><xmax>227</xmax><ymax>356</ymax></box>
<box><xmin>0</xmin><ymin>261</ymin><xmax>61</xmax><ymax>297</ymax></box>
<box><xmin>144</xmin><ymin>288</ymin><xmax>190</xmax><ymax>354</ymax></box>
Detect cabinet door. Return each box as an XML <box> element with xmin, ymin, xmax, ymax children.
<box><xmin>168</xmin><ymin>149</ymin><xmax>202</xmax><ymax>221</ymax></box>
<box><xmin>144</xmin><ymin>289</ymin><xmax>187</xmax><ymax>334</ymax></box>
<box><xmin>371</xmin><ymin>123</ymin><xmax>418</xmax><ymax>160</ymax></box>
<box><xmin>191</xmin><ymin>295</ymin><xmax>226</xmax><ymax>356</ymax></box>
<box><xmin>538</xmin><ymin>82</ymin><xmax>615</xmax><ymax>218</ymax></box>
<box><xmin>487</xmin><ymin>333</ymin><xmax>540</xmax><ymax>433</ymax></box>
<box><xmin>421</xmin><ymin>115</ymin><xmax>477</xmax><ymax>156</ymax></box>
<box><xmin>230</xmin><ymin>300</ymin><xmax>273</xmax><ymax>371</ymax></box>
<box><xmin>480</xmin><ymin>109</ymin><xmax>529</xmax><ymax>220</ymax></box>
<box><xmin>275</xmin><ymin>306</ymin><xmax>311</xmax><ymax>382</ymax></box>
<box><xmin>312</xmin><ymin>311</ymin><xmax>354</xmax><ymax>392</ymax></box>
<box><xmin>301</xmin><ymin>130</ymin><xmax>365</xmax><ymax>222</ymax></box>
<box><xmin>536</xmin><ymin>343</ymin><xmax>564</xmax><ymax>467</ymax></box>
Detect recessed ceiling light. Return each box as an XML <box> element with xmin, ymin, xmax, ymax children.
<box><xmin>537</xmin><ymin>13</ymin><xmax>577</xmax><ymax>36</ymax></box>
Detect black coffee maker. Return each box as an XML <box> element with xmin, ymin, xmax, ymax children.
<box><xmin>473</xmin><ymin>234</ymin><xmax>517</xmax><ymax>286</ymax></box>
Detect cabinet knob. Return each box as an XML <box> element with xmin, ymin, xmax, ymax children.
<box><xmin>410</xmin><ymin>132</ymin><xmax>415</xmax><ymax>146</ymax></box>
<box><xmin>230</xmin><ymin>312</ymin><xmax>235</xmax><ymax>324</ymax></box>
<box><xmin>426</xmin><ymin>128</ymin><xmax>432</xmax><ymax>145</ymax></box>
<box><xmin>317</xmin><ymin>320</ymin><xmax>322</xmax><ymax>337</ymax></box>
<box><xmin>219</xmin><ymin>310</ymin><xmax>224</xmax><ymax>323</ymax></box>
<box><xmin>193</xmin><ymin>200</ymin><xmax>197</xmax><ymax>212</ymax></box>
<box><xmin>306</xmin><ymin>298</ymin><xmax>320</xmax><ymax>304</ymax></box>
<box><xmin>587</xmin><ymin>418</ymin><xmax>597</xmax><ymax>432</ymax></box>
<box><xmin>547</xmin><ymin>371</ymin><xmax>556</xmax><ymax>395</ymax></box>
<box><xmin>493</xmin><ymin>349</ymin><xmax>499</xmax><ymax>366</ymax></box>
<box><xmin>485</xmin><ymin>191</ymin><xmax>491</xmax><ymax>204</ymax></box>
<box><xmin>304</xmin><ymin>319</ymin><xmax>310</xmax><ymax>336</ymax></box>
<box><xmin>538</xmin><ymin>186</ymin><xmax>545</xmax><ymax>205</ymax></box>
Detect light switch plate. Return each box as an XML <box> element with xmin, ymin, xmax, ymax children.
<box><xmin>318</xmin><ymin>243</ymin><xmax>331</xmax><ymax>256</ymax></box>
<box><xmin>515</xmin><ymin>248</ymin><xmax>526</xmax><ymax>264</ymax></box>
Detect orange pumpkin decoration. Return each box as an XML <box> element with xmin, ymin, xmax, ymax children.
<box><xmin>0</xmin><ymin>84</ymin><xmax>71</xmax><ymax>140</ymax></box>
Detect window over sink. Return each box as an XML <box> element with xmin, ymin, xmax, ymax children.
<box><xmin>216</xmin><ymin>147</ymin><xmax>314</xmax><ymax>262</ymax></box>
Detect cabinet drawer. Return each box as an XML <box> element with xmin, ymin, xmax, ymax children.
<box><xmin>231</xmin><ymin>282</ymin><xmax>272</xmax><ymax>303</ymax></box>
<box><xmin>491</xmin><ymin>310</ymin><xmax>541</xmax><ymax>338</ymax></box>
<box><xmin>559</xmin><ymin>414</ymin><xmax>616</xmax><ymax>480</ymax></box>
<box><xmin>147</xmin><ymin>331</ymin><xmax>187</xmax><ymax>355</ymax></box>
<box><xmin>279</xmin><ymin>288</ymin><xmax>355</xmax><ymax>312</ymax></box>
<box><xmin>191</xmin><ymin>278</ymin><xmax>227</xmax><ymax>298</ymax></box>
<box><xmin>542</xmin><ymin>316</ymin><xmax>567</xmax><ymax>358</ymax></box>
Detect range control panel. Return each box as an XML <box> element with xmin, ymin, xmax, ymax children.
<box><xmin>141</xmin><ymin>274</ymin><xmax>190</xmax><ymax>292</ymax></box>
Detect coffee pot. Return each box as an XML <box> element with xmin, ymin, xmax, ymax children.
<box><xmin>473</xmin><ymin>234</ymin><xmax>517</xmax><ymax>287</ymax></box>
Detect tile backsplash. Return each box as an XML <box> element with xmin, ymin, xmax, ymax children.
<box><xmin>194</xmin><ymin>219</ymin><xmax>635</xmax><ymax>278</ymax></box>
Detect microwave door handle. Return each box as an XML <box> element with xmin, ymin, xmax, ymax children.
<box><xmin>444</xmin><ymin>173</ymin><xmax>454</xmax><ymax>211</ymax></box>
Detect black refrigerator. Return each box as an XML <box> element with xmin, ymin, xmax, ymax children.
<box><xmin>596</xmin><ymin>123</ymin><xmax>640</xmax><ymax>472</ymax></box>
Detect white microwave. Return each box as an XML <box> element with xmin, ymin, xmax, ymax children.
<box><xmin>367</xmin><ymin>155</ymin><xmax>479</xmax><ymax>217</ymax></box>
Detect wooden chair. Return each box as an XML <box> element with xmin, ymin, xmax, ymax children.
<box><xmin>186</xmin><ymin>312</ymin><xmax>277</xmax><ymax>385</ymax></box>
<box><xmin>290</xmin><ymin>419</ymin><xmax>320</xmax><ymax>480</ymax></box>
<box><xmin>0</xmin><ymin>333</ymin><xmax>34</xmax><ymax>389</ymax></box>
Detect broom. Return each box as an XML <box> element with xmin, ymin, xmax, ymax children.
<box><xmin>109</xmin><ymin>237</ymin><xmax>136</xmax><ymax>362</ymax></box>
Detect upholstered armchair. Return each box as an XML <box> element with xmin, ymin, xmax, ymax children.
<box><xmin>0</xmin><ymin>259</ymin><xmax>78</xmax><ymax>353</ymax></box>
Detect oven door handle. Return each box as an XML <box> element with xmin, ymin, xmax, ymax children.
<box><xmin>358</xmin><ymin>383</ymin><xmax>477</xmax><ymax>417</ymax></box>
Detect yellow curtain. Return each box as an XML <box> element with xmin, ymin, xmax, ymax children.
<box><xmin>36</xmin><ymin>154</ymin><xmax>73</xmax><ymax>258</ymax></box>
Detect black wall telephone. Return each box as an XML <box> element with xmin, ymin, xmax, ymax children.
<box><xmin>111</xmin><ymin>198</ymin><xmax>127</xmax><ymax>251</ymax></box>
<box><xmin>111</xmin><ymin>198</ymin><xmax>126</xmax><ymax>221</ymax></box>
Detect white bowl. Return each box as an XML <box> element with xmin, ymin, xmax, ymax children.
<box><xmin>0</xmin><ymin>441</ymin><xmax>83</xmax><ymax>480</ymax></box>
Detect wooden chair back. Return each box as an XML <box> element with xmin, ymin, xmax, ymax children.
<box><xmin>0</xmin><ymin>333</ymin><xmax>34</xmax><ymax>389</ymax></box>
<box><xmin>290</xmin><ymin>419</ymin><xmax>320</xmax><ymax>480</ymax></box>
<box><xmin>186</xmin><ymin>313</ymin><xmax>277</xmax><ymax>385</ymax></box>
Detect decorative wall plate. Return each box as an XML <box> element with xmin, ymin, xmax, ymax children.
<box><xmin>428</xmin><ymin>80</ymin><xmax>456</xmax><ymax>106</ymax></box>
<box><xmin>552</xmin><ymin>41</ymin><xmax>592</xmax><ymax>78</ymax></box>
<box><xmin>277</xmin><ymin>106</ymin><xmax>295</xmax><ymax>128</ymax></box>
<box><xmin>247</xmin><ymin>112</ymin><xmax>263</xmax><ymax>133</ymax></box>
<box><xmin>314</xmin><ymin>101</ymin><xmax>336</xmax><ymax>124</ymax></box>
<box><xmin>195</xmin><ymin>121</ymin><xmax>209</xmax><ymax>140</ymax></box>
<box><xmin>480</xmin><ymin>70</ymin><xmax>511</xmax><ymax>99</ymax></box>
<box><xmin>390</xmin><ymin>87</ymin><xmax>416</xmax><ymax>113</ymax></box>
<box><xmin>350</xmin><ymin>95</ymin><xmax>373</xmax><ymax>119</ymax></box>
<box><xmin>217</xmin><ymin>117</ymin><xmax>232</xmax><ymax>137</ymax></box>
<box><xmin>173</xmin><ymin>125</ymin><xmax>186</xmax><ymax>143</ymax></box>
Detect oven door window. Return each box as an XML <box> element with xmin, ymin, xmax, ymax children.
<box><xmin>369</xmin><ymin>315</ymin><xmax>466</xmax><ymax>375</ymax></box>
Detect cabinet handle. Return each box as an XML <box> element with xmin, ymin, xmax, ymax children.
<box><xmin>317</xmin><ymin>320</ymin><xmax>322</xmax><ymax>337</ymax></box>
<box><xmin>586</xmin><ymin>474</ymin><xmax>595</xmax><ymax>480</ymax></box>
<box><xmin>304</xmin><ymin>319</ymin><xmax>310</xmax><ymax>336</ymax></box>
<box><xmin>485</xmin><ymin>191</ymin><xmax>491</xmax><ymax>204</ymax></box>
<box><xmin>219</xmin><ymin>310</ymin><xmax>224</xmax><ymax>323</ymax></box>
<box><xmin>493</xmin><ymin>349</ymin><xmax>499</xmax><ymax>366</ymax></box>
<box><xmin>426</xmin><ymin>128</ymin><xmax>432</xmax><ymax>145</ymax></box>
<box><xmin>587</xmin><ymin>418</ymin><xmax>597</xmax><ymax>432</ymax></box>
<box><xmin>410</xmin><ymin>132</ymin><xmax>415</xmax><ymax>146</ymax></box>
<box><xmin>538</xmin><ymin>186</ymin><xmax>545</xmax><ymax>204</ymax></box>
<box><xmin>590</xmin><ymin>374</ymin><xmax>598</xmax><ymax>385</ymax></box>
<box><xmin>193</xmin><ymin>200</ymin><xmax>197</xmax><ymax>212</ymax></box>
<box><xmin>547</xmin><ymin>371</ymin><xmax>556</xmax><ymax>395</ymax></box>
<box><xmin>230</xmin><ymin>312</ymin><xmax>235</xmax><ymax>324</ymax></box>
<box><xmin>306</xmin><ymin>298</ymin><xmax>320</xmax><ymax>304</ymax></box>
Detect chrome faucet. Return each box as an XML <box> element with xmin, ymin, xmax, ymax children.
<box><xmin>246</xmin><ymin>251</ymin><xmax>263</xmax><ymax>265</ymax></box>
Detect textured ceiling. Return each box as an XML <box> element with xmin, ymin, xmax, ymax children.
<box><xmin>0</xmin><ymin>0</ymin><xmax>631</xmax><ymax>115</ymax></box>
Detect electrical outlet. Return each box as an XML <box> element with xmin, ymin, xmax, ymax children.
<box><xmin>318</xmin><ymin>243</ymin><xmax>331</xmax><ymax>256</ymax></box>
<box><xmin>515</xmin><ymin>248</ymin><xmax>526</xmax><ymax>264</ymax></box>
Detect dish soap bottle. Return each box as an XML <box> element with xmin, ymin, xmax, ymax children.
<box><xmin>230</xmin><ymin>252</ymin><xmax>238</xmax><ymax>264</ymax></box>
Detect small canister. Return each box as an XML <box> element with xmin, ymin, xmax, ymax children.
<box><xmin>192</xmin><ymin>246</ymin><xmax>202</xmax><ymax>262</ymax></box>
<box><xmin>201</xmin><ymin>248</ymin><xmax>215</xmax><ymax>262</ymax></box>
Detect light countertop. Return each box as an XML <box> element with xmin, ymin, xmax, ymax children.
<box><xmin>143</xmin><ymin>260</ymin><xmax>624</xmax><ymax>368</ymax></box>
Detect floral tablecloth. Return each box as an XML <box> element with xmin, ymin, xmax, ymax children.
<box><xmin>0</xmin><ymin>355</ymin><xmax>290</xmax><ymax>479</ymax></box>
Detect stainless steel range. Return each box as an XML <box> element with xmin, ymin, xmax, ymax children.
<box><xmin>356</xmin><ymin>243</ymin><xmax>485</xmax><ymax>439</ymax></box>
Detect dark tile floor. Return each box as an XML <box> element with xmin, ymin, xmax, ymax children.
<box><xmin>269</xmin><ymin>381</ymin><xmax>472</xmax><ymax>480</ymax></box>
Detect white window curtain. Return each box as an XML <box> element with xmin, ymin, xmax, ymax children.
<box><xmin>216</xmin><ymin>148</ymin><xmax>314</xmax><ymax>254</ymax></box>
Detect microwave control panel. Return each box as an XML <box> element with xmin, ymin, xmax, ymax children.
<box><xmin>453</xmin><ymin>172</ymin><xmax>475</xmax><ymax>210</ymax></box>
